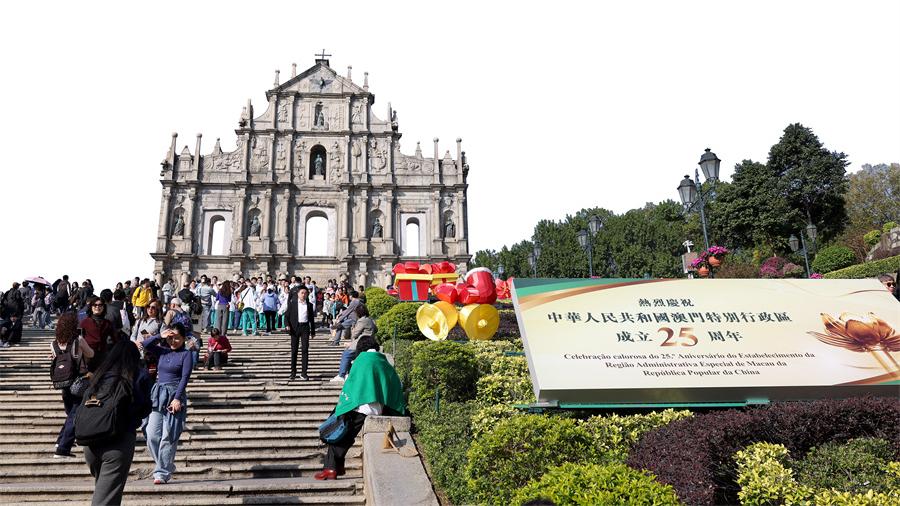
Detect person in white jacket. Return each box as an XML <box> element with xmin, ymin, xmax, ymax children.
<box><xmin>238</xmin><ymin>280</ymin><xmax>259</xmax><ymax>336</ymax></box>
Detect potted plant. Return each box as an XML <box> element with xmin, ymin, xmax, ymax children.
<box><xmin>706</xmin><ymin>246</ymin><xmax>729</xmax><ymax>267</ymax></box>
<box><xmin>690</xmin><ymin>256</ymin><xmax>710</xmax><ymax>277</ymax></box>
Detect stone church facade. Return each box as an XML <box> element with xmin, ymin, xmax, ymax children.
<box><xmin>151</xmin><ymin>56</ymin><xmax>470</xmax><ymax>287</ymax></box>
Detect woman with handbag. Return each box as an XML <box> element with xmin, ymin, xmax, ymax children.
<box><xmin>139</xmin><ymin>323</ymin><xmax>192</xmax><ymax>484</ymax></box>
<box><xmin>50</xmin><ymin>312</ymin><xmax>94</xmax><ymax>458</ymax></box>
<box><xmin>79</xmin><ymin>340</ymin><xmax>152</xmax><ymax>506</ymax></box>
<box><xmin>315</xmin><ymin>336</ymin><xmax>406</xmax><ymax>480</ymax></box>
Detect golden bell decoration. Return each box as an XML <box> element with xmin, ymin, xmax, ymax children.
<box><xmin>458</xmin><ymin>304</ymin><xmax>500</xmax><ymax>341</ymax></box>
<box><xmin>416</xmin><ymin>302</ymin><xmax>458</xmax><ymax>341</ymax></box>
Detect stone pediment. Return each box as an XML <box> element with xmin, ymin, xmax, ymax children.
<box><xmin>272</xmin><ymin>63</ymin><xmax>366</xmax><ymax>96</ymax></box>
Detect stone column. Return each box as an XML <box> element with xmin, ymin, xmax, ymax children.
<box><xmin>157</xmin><ymin>187</ymin><xmax>172</xmax><ymax>239</ymax></box>
<box><xmin>356</xmin><ymin>188</ymin><xmax>369</xmax><ymax>245</ymax></box>
<box><xmin>261</xmin><ymin>189</ymin><xmax>272</xmax><ymax>243</ymax></box>
<box><xmin>232</xmin><ymin>190</ymin><xmax>247</xmax><ymax>254</ymax></box>
<box><xmin>339</xmin><ymin>194</ymin><xmax>351</xmax><ymax>257</ymax></box>
<box><xmin>432</xmin><ymin>138</ymin><xmax>440</xmax><ymax>184</ymax></box>
<box><xmin>183</xmin><ymin>188</ymin><xmax>197</xmax><ymax>254</ymax></box>
<box><xmin>431</xmin><ymin>189</ymin><xmax>442</xmax><ymax>257</ymax></box>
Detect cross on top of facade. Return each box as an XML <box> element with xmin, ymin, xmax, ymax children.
<box><xmin>315</xmin><ymin>49</ymin><xmax>332</xmax><ymax>61</ymax></box>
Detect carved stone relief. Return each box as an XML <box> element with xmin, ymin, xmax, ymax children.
<box><xmin>294</xmin><ymin>140</ymin><xmax>307</xmax><ymax>169</ymax></box>
<box><xmin>275</xmin><ymin>138</ymin><xmax>287</xmax><ymax>170</ymax></box>
<box><xmin>351</xmin><ymin>100</ymin><xmax>365</xmax><ymax>124</ymax></box>
<box><xmin>251</xmin><ymin>138</ymin><xmax>269</xmax><ymax>171</ymax></box>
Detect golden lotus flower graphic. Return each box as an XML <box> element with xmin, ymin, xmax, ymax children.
<box><xmin>808</xmin><ymin>312</ymin><xmax>900</xmax><ymax>374</ymax></box>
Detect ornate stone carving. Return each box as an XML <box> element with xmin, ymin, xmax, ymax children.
<box><xmin>314</xmin><ymin>103</ymin><xmax>326</xmax><ymax>129</ymax></box>
<box><xmin>275</xmin><ymin>138</ymin><xmax>287</xmax><ymax>170</ymax></box>
<box><xmin>352</xmin><ymin>100</ymin><xmax>365</xmax><ymax>124</ymax></box>
<box><xmin>294</xmin><ymin>140</ymin><xmax>307</xmax><ymax>169</ymax></box>
<box><xmin>251</xmin><ymin>139</ymin><xmax>269</xmax><ymax>171</ymax></box>
<box><xmin>278</xmin><ymin>101</ymin><xmax>288</xmax><ymax>123</ymax></box>
<box><xmin>313</xmin><ymin>154</ymin><xmax>325</xmax><ymax>176</ymax></box>
<box><xmin>369</xmin><ymin>139</ymin><xmax>387</xmax><ymax>173</ymax></box>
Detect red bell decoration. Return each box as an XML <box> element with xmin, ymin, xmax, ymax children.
<box><xmin>434</xmin><ymin>283</ymin><xmax>459</xmax><ymax>304</ymax></box>
<box><xmin>459</xmin><ymin>268</ymin><xmax>498</xmax><ymax>306</ymax></box>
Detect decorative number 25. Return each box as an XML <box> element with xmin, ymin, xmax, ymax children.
<box><xmin>659</xmin><ymin>327</ymin><xmax>698</xmax><ymax>347</ymax></box>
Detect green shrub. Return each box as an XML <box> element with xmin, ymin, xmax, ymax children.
<box><xmin>469</xmin><ymin>340</ymin><xmax>520</xmax><ymax>376</ymax></box>
<box><xmin>793</xmin><ymin>438</ymin><xmax>899</xmax><ymax>494</ymax></box>
<box><xmin>864</xmin><ymin>230</ymin><xmax>883</xmax><ymax>247</ymax></box>
<box><xmin>883</xmin><ymin>221</ymin><xmax>898</xmax><ymax>234</ymax></box>
<box><xmin>465</xmin><ymin>414</ymin><xmax>596</xmax><ymax>505</ymax></box>
<box><xmin>408</xmin><ymin>341</ymin><xmax>479</xmax><ymax>413</ymax></box>
<box><xmin>824</xmin><ymin>254</ymin><xmax>900</xmax><ymax>279</ymax></box>
<box><xmin>367</xmin><ymin>293</ymin><xmax>399</xmax><ymax>321</ymax></box>
<box><xmin>812</xmin><ymin>245</ymin><xmax>858</xmax><ymax>274</ymax></box>
<box><xmin>364</xmin><ymin>286</ymin><xmax>387</xmax><ymax>299</ymax></box>
<box><xmin>415</xmin><ymin>401</ymin><xmax>479</xmax><ymax>505</ymax></box>
<box><xmin>375</xmin><ymin>302</ymin><xmax>423</xmax><ymax>341</ymax></box>
<box><xmin>470</xmin><ymin>403</ymin><xmax>520</xmax><ymax>439</ymax></box>
<box><xmin>512</xmin><ymin>462</ymin><xmax>681</xmax><ymax>506</ymax></box>
<box><xmin>380</xmin><ymin>338</ymin><xmax>417</xmax><ymax>387</ymax></box>
<box><xmin>734</xmin><ymin>441</ymin><xmax>900</xmax><ymax>506</ymax></box>
<box><xmin>581</xmin><ymin>410</ymin><xmax>692</xmax><ymax>464</ymax></box>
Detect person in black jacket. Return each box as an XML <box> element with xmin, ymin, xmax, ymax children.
<box><xmin>82</xmin><ymin>340</ymin><xmax>152</xmax><ymax>506</ymax></box>
<box><xmin>286</xmin><ymin>286</ymin><xmax>316</xmax><ymax>380</ymax></box>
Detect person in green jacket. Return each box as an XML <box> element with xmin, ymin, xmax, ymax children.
<box><xmin>314</xmin><ymin>336</ymin><xmax>406</xmax><ymax>480</ymax></box>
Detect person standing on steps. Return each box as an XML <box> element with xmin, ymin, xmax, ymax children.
<box><xmin>286</xmin><ymin>286</ymin><xmax>315</xmax><ymax>381</ymax></box>
<box><xmin>81</xmin><ymin>340</ymin><xmax>152</xmax><ymax>506</ymax></box>
<box><xmin>139</xmin><ymin>323</ymin><xmax>192</xmax><ymax>485</ymax></box>
<box><xmin>50</xmin><ymin>312</ymin><xmax>94</xmax><ymax>458</ymax></box>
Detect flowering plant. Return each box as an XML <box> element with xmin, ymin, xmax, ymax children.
<box><xmin>809</xmin><ymin>272</ymin><xmax>823</xmax><ymax>279</ymax></box>
<box><xmin>707</xmin><ymin>246</ymin><xmax>729</xmax><ymax>257</ymax></box>
<box><xmin>690</xmin><ymin>256</ymin><xmax>708</xmax><ymax>269</ymax></box>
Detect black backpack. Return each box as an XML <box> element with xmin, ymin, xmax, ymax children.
<box><xmin>50</xmin><ymin>341</ymin><xmax>79</xmax><ymax>389</ymax></box>
<box><xmin>74</xmin><ymin>378</ymin><xmax>133</xmax><ymax>446</ymax></box>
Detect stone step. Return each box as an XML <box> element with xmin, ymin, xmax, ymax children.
<box><xmin>0</xmin><ymin>450</ymin><xmax>358</xmax><ymax>469</ymax></box>
<box><xmin>0</xmin><ymin>476</ymin><xmax>364</xmax><ymax>503</ymax></box>
<box><xmin>0</xmin><ymin>420</ymin><xmax>327</xmax><ymax>435</ymax></box>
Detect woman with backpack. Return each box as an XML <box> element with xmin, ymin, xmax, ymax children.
<box><xmin>139</xmin><ymin>322</ymin><xmax>192</xmax><ymax>484</ymax></box>
<box><xmin>79</xmin><ymin>296</ymin><xmax>116</xmax><ymax>371</ymax></box>
<box><xmin>50</xmin><ymin>312</ymin><xmax>94</xmax><ymax>458</ymax></box>
<box><xmin>78</xmin><ymin>340</ymin><xmax>152</xmax><ymax>505</ymax></box>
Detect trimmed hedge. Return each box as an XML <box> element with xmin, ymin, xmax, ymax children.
<box><xmin>512</xmin><ymin>462</ymin><xmax>681</xmax><ymax>506</ymax></box>
<box><xmin>380</xmin><ymin>338</ymin><xmax>417</xmax><ymax>387</ymax></box>
<box><xmin>414</xmin><ymin>401</ymin><xmax>479</xmax><ymax>505</ymax></box>
<box><xmin>374</xmin><ymin>302</ymin><xmax>422</xmax><ymax>341</ymax></box>
<box><xmin>811</xmin><ymin>245</ymin><xmax>857</xmax><ymax>274</ymax></box>
<box><xmin>408</xmin><ymin>341</ymin><xmax>479</xmax><ymax>412</ymax></box>
<box><xmin>734</xmin><ymin>441</ymin><xmax>900</xmax><ymax>505</ymax></box>
<box><xmin>824</xmin><ymin>254</ymin><xmax>900</xmax><ymax>279</ymax></box>
<box><xmin>627</xmin><ymin>397</ymin><xmax>900</xmax><ymax>505</ymax></box>
<box><xmin>793</xmin><ymin>438</ymin><xmax>899</xmax><ymax>494</ymax></box>
<box><xmin>364</xmin><ymin>286</ymin><xmax>387</xmax><ymax>299</ymax></box>
<box><xmin>581</xmin><ymin>409</ymin><xmax>692</xmax><ymax>464</ymax></box>
<box><xmin>465</xmin><ymin>414</ymin><xmax>597</xmax><ymax>505</ymax></box>
<box><xmin>367</xmin><ymin>292</ymin><xmax>399</xmax><ymax>321</ymax></box>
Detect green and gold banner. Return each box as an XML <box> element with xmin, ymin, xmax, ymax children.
<box><xmin>511</xmin><ymin>278</ymin><xmax>900</xmax><ymax>404</ymax></box>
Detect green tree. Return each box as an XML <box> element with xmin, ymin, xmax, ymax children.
<box><xmin>768</xmin><ymin>123</ymin><xmax>849</xmax><ymax>243</ymax></box>
<box><xmin>709</xmin><ymin>160</ymin><xmax>792</xmax><ymax>250</ymax></box>
<box><xmin>845</xmin><ymin>163</ymin><xmax>900</xmax><ymax>229</ymax></box>
<box><xmin>471</xmin><ymin>249</ymin><xmax>498</xmax><ymax>271</ymax></box>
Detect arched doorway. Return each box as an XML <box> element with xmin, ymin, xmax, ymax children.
<box><xmin>304</xmin><ymin>214</ymin><xmax>328</xmax><ymax>256</ymax></box>
<box><xmin>208</xmin><ymin>216</ymin><xmax>226</xmax><ymax>255</ymax></box>
<box><xmin>405</xmin><ymin>218</ymin><xmax>420</xmax><ymax>256</ymax></box>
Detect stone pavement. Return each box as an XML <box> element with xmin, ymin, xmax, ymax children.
<box><xmin>0</xmin><ymin>326</ymin><xmax>366</xmax><ymax>505</ymax></box>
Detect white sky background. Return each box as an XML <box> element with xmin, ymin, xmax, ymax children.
<box><xmin>1</xmin><ymin>0</ymin><xmax>898</xmax><ymax>291</ymax></box>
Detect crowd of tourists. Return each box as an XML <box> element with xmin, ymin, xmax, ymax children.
<box><xmin>0</xmin><ymin>271</ymin><xmax>402</xmax><ymax>505</ymax></box>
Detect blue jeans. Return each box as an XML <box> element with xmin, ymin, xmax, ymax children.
<box><xmin>144</xmin><ymin>383</ymin><xmax>187</xmax><ymax>482</ymax></box>
<box><xmin>338</xmin><ymin>349</ymin><xmax>357</xmax><ymax>377</ymax></box>
<box><xmin>56</xmin><ymin>389</ymin><xmax>80</xmax><ymax>452</ymax></box>
<box><xmin>231</xmin><ymin>309</ymin><xmax>241</xmax><ymax>329</ymax></box>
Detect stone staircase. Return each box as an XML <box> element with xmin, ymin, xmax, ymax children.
<box><xmin>0</xmin><ymin>326</ymin><xmax>366</xmax><ymax>505</ymax></box>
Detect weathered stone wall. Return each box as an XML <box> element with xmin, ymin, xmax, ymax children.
<box><xmin>151</xmin><ymin>58</ymin><xmax>470</xmax><ymax>287</ymax></box>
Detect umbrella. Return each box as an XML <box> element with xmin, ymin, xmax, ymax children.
<box><xmin>24</xmin><ymin>276</ymin><xmax>52</xmax><ymax>286</ymax></box>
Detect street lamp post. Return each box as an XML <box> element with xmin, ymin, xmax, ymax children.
<box><xmin>789</xmin><ymin>223</ymin><xmax>818</xmax><ymax>278</ymax></box>
<box><xmin>677</xmin><ymin>148</ymin><xmax>720</xmax><ymax>251</ymax></box>
<box><xmin>498</xmin><ymin>264</ymin><xmax>505</xmax><ymax>281</ymax></box>
<box><xmin>577</xmin><ymin>215</ymin><xmax>603</xmax><ymax>278</ymax></box>
<box><xmin>532</xmin><ymin>243</ymin><xmax>541</xmax><ymax>277</ymax></box>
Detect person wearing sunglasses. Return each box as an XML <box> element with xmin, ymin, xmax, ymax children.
<box><xmin>131</xmin><ymin>299</ymin><xmax>163</xmax><ymax>342</ymax></box>
<box><xmin>79</xmin><ymin>296</ymin><xmax>117</xmax><ymax>371</ymax></box>
<box><xmin>878</xmin><ymin>274</ymin><xmax>896</xmax><ymax>293</ymax></box>
<box><xmin>139</xmin><ymin>322</ymin><xmax>192</xmax><ymax>485</ymax></box>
